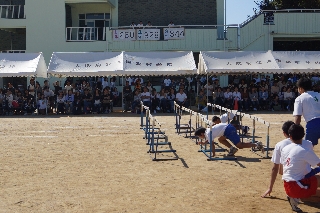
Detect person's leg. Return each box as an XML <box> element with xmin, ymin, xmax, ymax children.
<box><xmin>217</xmin><ymin>136</ymin><xmax>232</xmax><ymax>148</ymax></box>
<box><xmin>306</xmin><ymin>118</ymin><xmax>320</xmax><ymax>146</ymax></box>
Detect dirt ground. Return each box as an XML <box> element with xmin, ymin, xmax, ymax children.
<box><xmin>0</xmin><ymin>111</ymin><xmax>319</xmax><ymax>213</ymax></box>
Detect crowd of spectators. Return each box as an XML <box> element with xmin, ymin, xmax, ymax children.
<box><xmin>0</xmin><ymin>74</ymin><xmax>319</xmax><ymax>116</ymax></box>
<box><xmin>197</xmin><ymin>74</ymin><xmax>320</xmax><ymax>112</ymax></box>
<box><xmin>129</xmin><ymin>21</ymin><xmax>175</xmax><ymax>27</ymax></box>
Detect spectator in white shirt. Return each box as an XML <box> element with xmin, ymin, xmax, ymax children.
<box><xmin>168</xmin><ymin>21</ymin><xmax>174</xmax><ymax>27</ymax></box>
<box><xmin>130</xmin><ymin>22</ymin><xmax>136</xmax><ymax>27</ymax></box>
<box><xmin>137</xmin><ymin>21</ymin><xmax>143</xmax><ymax>27</ymax></box>
<box><xmin>141</xmin><ymin>87</ymin><xmax>151</xmax><ymax>108</ymax></box>
<box><xmin>163</xmin><ymin>76</ymin><xmax>171</xmax><ymax>91</ymax></box>
<box><xmin>146</xmin><ymin>21</ymin><xmax>152</xmax><ymax>27</ymax></box>
<box><xmin>175</xmin><ymin>88</ymin><xmax>188</xmax><ymax>108</ymax></box>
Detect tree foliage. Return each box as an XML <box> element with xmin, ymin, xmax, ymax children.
<box><xmin>256</xmin><ymin>0</ymin><xmax>320</xmax><ymax>10</ymax></box>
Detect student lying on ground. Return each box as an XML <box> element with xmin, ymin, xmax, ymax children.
<box><xmin>194</xmin><ymin>124</ymin><xmax>264</xmax><ymax>157</ymax></box>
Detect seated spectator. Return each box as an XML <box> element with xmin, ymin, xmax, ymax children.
<box><xmin>22</xmin><ymin>89</ymin><xmax>34</xmax><ymax>115</ymax></box>
<box><xmin>73</xmin><ymin>91</ymin><xmax>83</xmax><ymax>115</ymax></box>
<box><xmin>43</xmin><ymin>86</ymin><xmax>55</xmax><ymax>113</ymax></box>
<box><xmin>168</xmin><ymin>21</ymin><xmax>174</xmax><ymax>27</ymax></box>
<box><xmin>278</xmin><ymin>86</ymin><xmax>286</xmax><ymax>110</ymax></box>
<box><xmin>92</xmin><ymin>88</ymin><xmax>102</xmax><ymax>114</ymax></box>
<box><xmin>204</xmin><ymin>81</ymin><xmax>214</xmax><ymax>103</ymax></box>
<box><xmin>224</xmin><ymin>87</ymin><xmax>233</xmax><ymax>108</ymax></box>
<box><xmin>82</xmin><ymin>89</ymin><xmax>92</xmax><ymax>114</ymax></box>
<box><xmin>131</xmin><ymin>89</ymin><xmax>141</xmax><ymax>113</ymax></box>
<box><xmin>158</xmin><ymin>88</ymin><xmax>167</xmax><ymax>112</ymax></box>
<box><xmin>241</xmin><ymin>88</ymin><xmax>250</xmax><ymax>111</ymax></box>
<box><xmin>166</xmin><ymin>88</ymin><xmax>176</xmax><ymax>113</ymax></box>
<box><xmin>238</xmin><ymin>79</ymin><xmax>247</xmax><ymax>90</ymax></box>
<box><xmin>269</xmin><ymin>94</ymin><xmax>281</xmax><ymax>111</ymax></box>
<box><xmin>196</xmin><ymin>90</ymin><xmax>207</xmax><ymax>111</ymax></box>
<box><xmin>112</xmin><ymin>87</ymin><xmax>120</xmax><ymax>107</ymax></box>
<box><xmin>163</xmin><ymin>76</ymin><xmax>171</xmax><ymax>91</ymax></box>
<box><xmin>64</xmin><ymin>90</ymin><xmax>74</xmax><ymax>114</ymax></box>
<box><xmin>214</xmin><ymin>87</ymin><xmax>224</xmax><ymax>106</ymax></box>
<box><xmin>151</xmin><ymin>89</ymin><xmax>160</xmax><ymax>113</ymax></box>
<box><xmin>38</xmin><ymin>94</ymin><xmax>48</xmax><ymax>115</ymax></box>
<box><xmin>146</xmin><ymin>21</ymin><xmax>152</xmax><ymax>27</ymax></box>
<box><xmin>249</xmin><ymin>87</ymin><xmax>259</xmax><ymax>111</ymax></box>
<box><xmin>65</xmin><ymin>81</ymin><xmax>73</xmax><ymax>92</ymax></box>
<box><xmin>146</xmin><ymin>81</ymin><xmax>153</xmax><ymax>92</ymax></box>
<box><xmin>175</xmin><ymin>88</ymin><xmax>188</xmax><ymax>108</ymax></box>
<box><xmin>35</xmin><ymin>81</ymin><xmax>42</xmax><ymax>95</ymax></box>
<box><xmin>101</xmin><ymin>88</ymin><xmax>112</xmax><ymax>113</ymax></box>
<box><xmin>270</xmin><ymin>81</ymin><xmax>280</xmax><ymax>96</ymax></box>
<box><xmin>232</xmin><ymin>87</ymin><xmax>242</xmax><ymax>111</ymax></box>
<box><xmin>141</xmin><ymin>87</ymin><xmax>151</xmax><ymax>108</ymax></box>
<box><xmin>3</xmin><ymin>90</ymin><xmax>13</xmax><ymax>115</ymax></box>
<box><xmin>283</xmin><ymin>87</ymin><xmax>294</xmax><ymax>111</ymax></box>
<box><xmin>259</xmin><ymin>87</ymin><xmax>269</xmax><ymax>110</ymax></box>
<box><xmin>56</xmin><ymin>92</ymin><xmax>65</xmax><ymax>114</ymax></box>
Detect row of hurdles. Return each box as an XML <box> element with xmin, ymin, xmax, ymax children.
<box><xmin>139</xmin><ymin>102</ymin><xmax>178</xmax><ymax>161</ymax></box>
<box><xmin>174</xmin><ymin>102</ymin><xmax>273</xmax><ymax>161</ymax></box>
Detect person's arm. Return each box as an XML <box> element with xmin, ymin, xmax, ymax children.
<box><xmin>261</xmin><ymin>163</ymin><xmax>279</xmax><ymax>197</ymax></box>
<box><xmin>294</xmin><ymin>115</ymin><xmax>301</xmax><ymax>125</ymax></box>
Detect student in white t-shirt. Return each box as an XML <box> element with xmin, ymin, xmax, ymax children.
<box><xmin>194</xmin><ymin>124</ymin><xmax>264</xmax><ymax>157</ymax></box>
<box><xmin>280</xmin><ymin>124</ymin><xmax>320</xmax><ymax>212</ymax></box>
<box><xmin>261</xmin><ymin>121</ymin><xmax>313</xmax><ymax>198</ymax></box>
<box><xmin>175</xmin><ymin>88</ymin><xmax>188</xmax><ymax>107</ymax></box>
<box><xmin>293</xmin><ymin>77</ymin><xmax>320</xmax><ymax>146</ymax></box>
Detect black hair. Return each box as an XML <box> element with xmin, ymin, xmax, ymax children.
<box><xmin>288</xmin><ymin>124</ymin><xmax>305</xmax><ymax>141</ymax></box>
<box><xmin>194</xmin><ymin>127</ymin><xmax>206</xmax><ymax>136</ymax></box>
<box><xmin>282</xmin><ymin>121</ymin><xmax>294</xmax><ymax>136</ymax></box>
<box><xmin>212</xmin><ymin>116</ymin><xmax>220</xmax><ymax>122</ymax></box>
<box><xmin>296</xmin><ymin>77</ymin><xmax>312</xmax><ymax>91</ymax></box>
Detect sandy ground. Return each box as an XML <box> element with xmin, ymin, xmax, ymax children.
<box><xmin>0</xmin><ymin>111</ymin><xmax>319</xmax><ymax>213</ymax></box>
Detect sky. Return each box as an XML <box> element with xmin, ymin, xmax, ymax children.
<box><xmin>226</xmin><ymin>0</ymin><xmax>258</xmax><ymax>25</ymax></box>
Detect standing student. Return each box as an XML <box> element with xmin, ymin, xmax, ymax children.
<box><xmin>261</xmin><ymin>121</ymin><xmax>314</xmax><ymax>199</ymax></box>
<box><xmin>194</xmin><ymin>124</ymin><xmax>264</xmax><ymax>157</ymax></box>
<box><xmin>280</xmin><ymin>124</ymin><xmax>320</xmax><ymax>212</ymax></box>
<box><xmin>293</xmin><ymin>77</ymin><xmax>320</xmax><ymax>146</ymax></box>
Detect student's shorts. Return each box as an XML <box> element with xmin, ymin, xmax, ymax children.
<box><xmin>306</xmin><ymin>118</ymin><xmax>320</xmax><ymax>145</ymax></box>
<box><xmin>284</xmin><ymin>176</ymin><xmax>318</xmax><ymax>198</ymax></box>
<box><xmin>224</xmin><ymin>124</ymin><xmax>240</xmax><ymax>145</ymax></box>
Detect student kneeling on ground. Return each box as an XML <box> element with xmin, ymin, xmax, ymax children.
<box><xmin>280</xmin><ymin>124</ymin><xmax>320</xmax><ymax>212</ymax></box>
<box><xmin>194</xmin><ymin>124</ymin><xmax>264</xmax><ymax>156</ymax></box>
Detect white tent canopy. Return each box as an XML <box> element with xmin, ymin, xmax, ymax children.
<box><xmin>272</xmin><ymin>51</ymin><xmax>320</xmax><ymax>73</ymax></box>
<box><xmin>0</xmin><ymin>53</ymin><xmax>47</xmax><ymax>78</ymax></box>
<box><xmin>199</xmin><ymin>51</ymin><xmax>279</xmax><ymax>74</ymax></box>
<box><xmin>48</xmin><ymin>51</ymin><xmax>197</xmax><ymax>77</ymax></box>
<box><xmin>199</xmin><ymin>51</ymin><xmax>320</xmax><ymax>74</ymax></box>
<box><xmin>48</xmin><ymin>52</ymin><xmax>124</xmax><ymax>77</ymax></box>
<box><xmin>123</xmin><ymin>51</ymin><xmax>197</xmax><ymax>76</ymax></box>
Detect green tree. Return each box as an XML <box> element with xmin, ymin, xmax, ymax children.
<box><xmin>257</xmin><ymin>0</ymin><xmax>320</xmax><ymax>10</ymax></box>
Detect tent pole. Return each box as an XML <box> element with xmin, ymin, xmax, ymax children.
<box><xmin>122</xmin><ymin>76</ymin><xmax>124</xmax><ymax>112</ymax></box>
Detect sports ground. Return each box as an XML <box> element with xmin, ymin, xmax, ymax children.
<box><xmin>1</xmin><ymin>112</ymin><xmax>319</xmax><ymax>213</ymax></box>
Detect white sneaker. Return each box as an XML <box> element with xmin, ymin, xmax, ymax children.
<box><xmin>255</xmin><ymin>141</ymin><xmax>265</xmax><ymax>154</ymax></box>
<box><xmin>287</xmin><ymin>196</ymin><xmax>302</xmax><ymax>212</ymax></box>
<box><xmin>227</xmin><ymin>146</ymin><xmax>238</xmax><ymax>156</ymax></box>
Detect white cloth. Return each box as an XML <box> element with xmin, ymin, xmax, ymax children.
<box><xmin>220</xmin><ymin>113</ymin><xmax>235</xmax><ymax>123</ymax></box>
<box><xmin>293</xmin><ymin>91</ymin><xmax>320</xmax><ymax>122</ymax></box>
<box><xmin>164</xmin><ymin>78</ymin><xmax>171</xmax><ymax>86</ymax></box>
<box><xmin>141</xmin><ymin>91</ymin><xmax>150</xmax><ymax>102</ymax></box>
<box><xmin>38</xmin><ymin>99</ymin><xmax>47</xmax><ymax>109</ymax></box>
<box><xmin>232</xmin><ymin>91</ymin><xmax>241</xmax><ymax>100</ymax></box>
<box><xmin>176</xmin><ymin>93</ymin><xmax>187</xmax><ymax>102</ymax></box>
<box><xmin>204</xmin><ymin>123</ymin><xmax>228</xmax><ymax>141</ymax></box>
<box><xmin>224</xmin><ymin>92</ymin><xmax>232</xmax><ymax>99</ymax></box>
<box><xmin>281</xmin><ymin>142</ymin><xmax>320</xmax><ymax>181</ymax></box>
<box><xmin>284</xmin><ymin>92</ymin><xmax>293</xmax><ymax>100</ymax></box>
<box><xmin>271</xmin><ymin>139</ymin><xmax>313</xmax><ymax>164</ymax></box>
